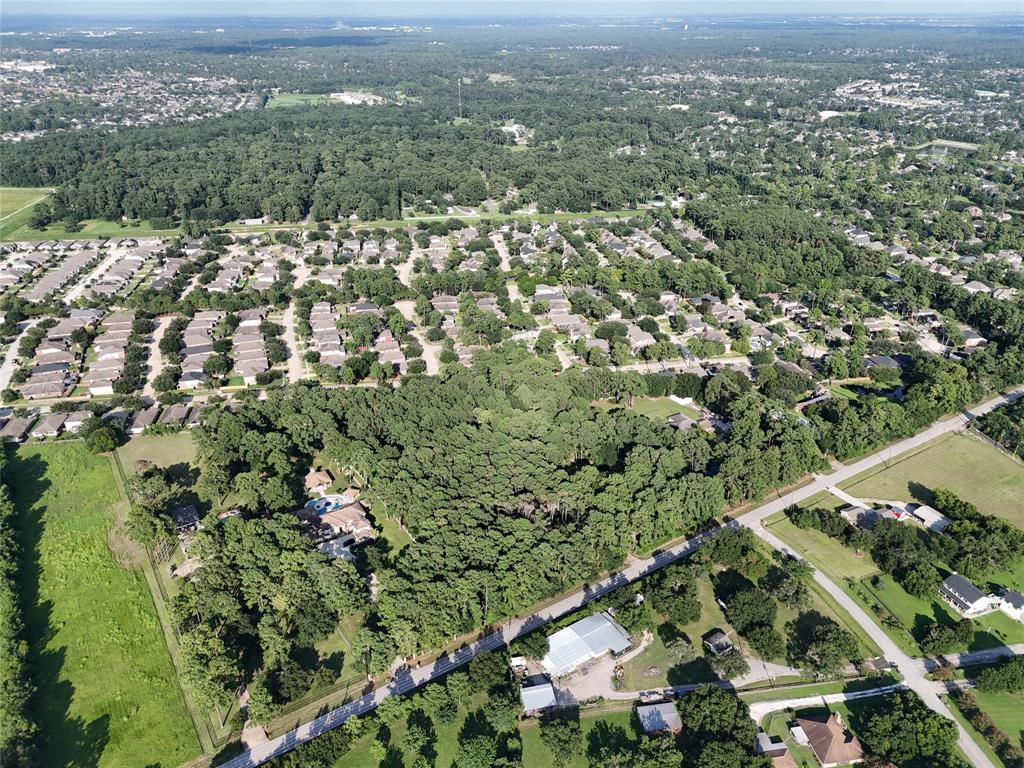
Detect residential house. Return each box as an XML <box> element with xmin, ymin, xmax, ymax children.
<box><xmin>795</xmin><ymin>712</ymin><xmax>865</xmax><ymax>767</ymax></box>
<box><xmin>939</xmin><ymin>573</ymin><xmax>995</xmax><ymax>617</ymax></box>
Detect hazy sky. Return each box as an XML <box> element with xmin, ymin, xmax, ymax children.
<box><xmin>5</xmin><ymin>0</ymin><xmax>1024</xmax><ymax>17</ymax></box>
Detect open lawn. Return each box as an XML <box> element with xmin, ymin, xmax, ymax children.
<box><xmin>966</xmin><ymin>690</ymin><xmax>1024</xmax><ymax>752</ymax></box>
<box><xmin>769</xmin><ymin>508</ymin><xmax>1024</xmax><ymax>655</ymax></box>
<box><xmin>840</xmin><ymin>432</ymin><xmax>1024</xmax><ymax>526</ymax></box>
<box><xmin>594</xmin><ymin>396</ymin><xmax>700</xmax><ymax>423</ymax></box>
<box><xmin>765</xmin><ymin>513</ymin><xmax>879</xmax><ymax>582</ymax></box>
<box><xmin>9</xmin><ymin>443</ymin><xmax>200</xmax><ymax>768</ymax></box>
<box><xmin>862</xmin><ymin>574</ymin><xmax>1024</xmax><ymax>651</ymax></box>
<box><xmin>0</xmin><ymin>186</ymin><xmax>52</xmax><ymax>219</ymax></box>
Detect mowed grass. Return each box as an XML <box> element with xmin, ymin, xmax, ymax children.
<box><xmin>840</xmin><ymin>432</ymin><xmax>1024</xmax><ymax>526</ymax></box>
<box><xmin>765</xmin><ymin>513</ymin><xmax>879</xmax><ymax>582</ymax></box>
<box><xmin>0</xmin><ymin>186</ymin><xmax>52</xmax><ymax>218</ymax></box>
<box><xmin>9</xmin><ymin>443</ymin><xmax>200</xmax><ymax>768</ymax></box>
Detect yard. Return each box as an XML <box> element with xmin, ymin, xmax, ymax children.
<box><xmin>839</xmin><ymin>432</ymin><xmax>1024</xmax><ymax>526</ymax></box>
<box><xmin>593</xmin><ymin>396</ymin><xmax>700</xmax><ymax>423</ymax></box>
<box><xmin>9</xmin><ymin>443</ymin><xmax>201</xmax><ymax>768</ymax></box>
<box><xmin>768</xmin><ymin>509</ymin><xmax>1024</xmax><ymax>656</ymax></box>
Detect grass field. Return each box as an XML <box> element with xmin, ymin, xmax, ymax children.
<box><xmin>765</xmin><ymin>514</ymin><xmax>879</xmax><ymax>582</ymax></box>
<box><xmin>2</xmin><ymin>217</ymin><xmax>180</xmax><ymax>243</ymax></box>
<box><xmin>267</xmin><ymin>92</ymin><xmax>328</xmax><ymax>108</ymax></box>
<box><xmin>115</xmin><ymin>432</ymin><xmax>197</xmax><ymax>472</ymax></box>
<box><xmin>9</xmin><ymin>443</ymin><xmax>201</xmax><ymax>768</ymax></box>
<box><xmin>594</xmin><ymin>396</ymin><xmax>700</xmax><ymax>423</ymax></box>
<box><xmin>839</xmin><ymin>432</ymin><xmax>1024</xmax><ymax>525</ymax></box>
<box><xmin>0</xmin><ymin>186</ymin><xmax>53</xmax><ymax>239</ymax></box>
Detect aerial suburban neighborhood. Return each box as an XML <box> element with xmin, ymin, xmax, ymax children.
<box><xmin>0</xmin><ymin>4</ymin><xmax>1023</xmax><ymax>768</ymax></box>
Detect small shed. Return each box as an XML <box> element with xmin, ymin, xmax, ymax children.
<box><xmin>520</xmin><ymin>676</ymin><xmax>557</xmax><ymax>714</ymax></box>
<box><xmin>636</xmin><ymin>702</ymin><xmax>682</xmax><ymax>734</ymax></box>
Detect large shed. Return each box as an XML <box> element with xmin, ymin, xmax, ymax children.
<box><xmin>541</xmin><ymin>611</ymin><xmax>631</xmax><ymax>677</ymax></box>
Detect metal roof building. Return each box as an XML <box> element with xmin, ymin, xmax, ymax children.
<box><xmin>541</xmin><ymin>611</ymin><xmax>632</xmax><ymax>677</ymax></box>
<box><xmin>520</xmin><ymin>676</ymin><xmax>557</xmax><ymax>713</ymax></box>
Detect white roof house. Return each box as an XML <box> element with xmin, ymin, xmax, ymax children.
<box><xmin>541</xmin><ymin>612</ymin><xmax>631</xmax><ymax>677</ymax></box>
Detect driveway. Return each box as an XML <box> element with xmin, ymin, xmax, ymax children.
<box><xmin>282</xmin><ymin>302</ymin><xmax>305</xmax><ymax>384</ymax></box>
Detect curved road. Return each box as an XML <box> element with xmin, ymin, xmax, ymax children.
<box><xmin>218</xmin><ymin>386</ymin><xmax>1023</xmax><ymax>768</ymax></box>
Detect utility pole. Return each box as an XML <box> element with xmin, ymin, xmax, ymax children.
<box><xmin>457</xmin><ymin>78</ymin><xmax>463</xmax><ymax>119</ymax></box>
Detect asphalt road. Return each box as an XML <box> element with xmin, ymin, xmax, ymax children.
<box><xmin>218</xmin><ymin>385</ymin><xmax>1024</xmax><ymax>768</ymax></box>
<box><xmin>0</xmin><ymin>319</ymin><xmax>39</xmax><ymax>392</ymax></box>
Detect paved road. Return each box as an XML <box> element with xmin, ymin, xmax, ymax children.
<box><xmin>0</xmin><ymin>319</ymin><xmax>40</xmax><ymax>392</ymax></box>
<box><xmin>924</xmin><ymin>643</ymin><xmax>1024</xmax><ymax>672</ymax></box>
<box><xmin>735</xmin><ymin>386</ymin><xmax>1024</xmax><ymax>768</ymax></box>
<box><xmin>216</xmin><ymin>525</ymin><xmax>732</xmax><ymax>768</ymax></box>
<box><xmin>142</xmin><ymin>315</ymin><xmax>177</xmax><ymax>400</ymax></box>
<box><xmin>218</xmin><ymin>386</ymin><xmax>1024</xmax><ymax>768</ymax></box>
<box><xmin>62</xmin><ymin>247</ymin><xmax>125</xmax><ymax>304</ymax></box>
<box><xmin>747</xmin><ymin>683</ymin><xmax>906</xmax><ymax>722</ymax></box>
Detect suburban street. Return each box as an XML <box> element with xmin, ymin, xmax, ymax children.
<box><xmin>142</xmin><ymin>314</ymin><xmax>177</xmax><ymax>400</ymax></box>
<box><xmin>61</xmin><ymin>246</ymin><xmax>124</xmax><ymax>304</ymax></box>
<box><xmin>0</xmin><ymin>319</ymin><xmax>39</xmax><ymax>393</ymax></box>
<box><xmin>217</xmin><ymin>385</ymin><xmax>1024</xmax><ymax>768</ymax></box>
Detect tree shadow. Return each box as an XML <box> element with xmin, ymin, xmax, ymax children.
<box><xmin>907</xmin><ymin>481</ymin><xmax>935</xmax><ymax>506</ymax></box>
<box><xmin>667</xmin><ymin>657</ymin><xmax>717</xmax><ymax>686</ymax></box>
<box><xmin>9</xmin><ymin>450</ymin><xmax>112</xmax><ymax>767</ymax></box>
<box><xmin>586</xmin><ymin>719</ymin><xmax>633</xmax><ymax>761</ymax></box>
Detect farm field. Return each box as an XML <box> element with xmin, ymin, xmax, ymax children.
<box><xmin>9</xmin><ymin>443</ymin><xmax>200</xmax><ymax>768</ymax></box>
<box><xmin>839</xmin><ymin>432</ymin><xmax>1024</xmax><ymax>525</ymax></box>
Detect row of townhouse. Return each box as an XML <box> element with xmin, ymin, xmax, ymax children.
<box><xmin>308</xmin><ymin>302</ymin><xmax>348</xmax><ymax>367</ymax></box>
<box><xmin>22</xmin><ymin>250</ymin><xmax>97</xmax><ymax>302</ymax></box>
<box><xmin>179</xmin><ymin>310</ymin><xmax>224</xmax><ymax>390</ymax></box>
<box><xmin>80</xmin><ymin>312</ymin><xmax>134</xmax><ymax>396</ymax></box>
<box><xmin>18</xmin><ymin>310</ymin><xmax>102</xmax><ymax>399</ymax></box>
<box><xmin>232</xmin><ymin>308</ymin><xmax>269</xmax><ymax>385</ymax></box>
